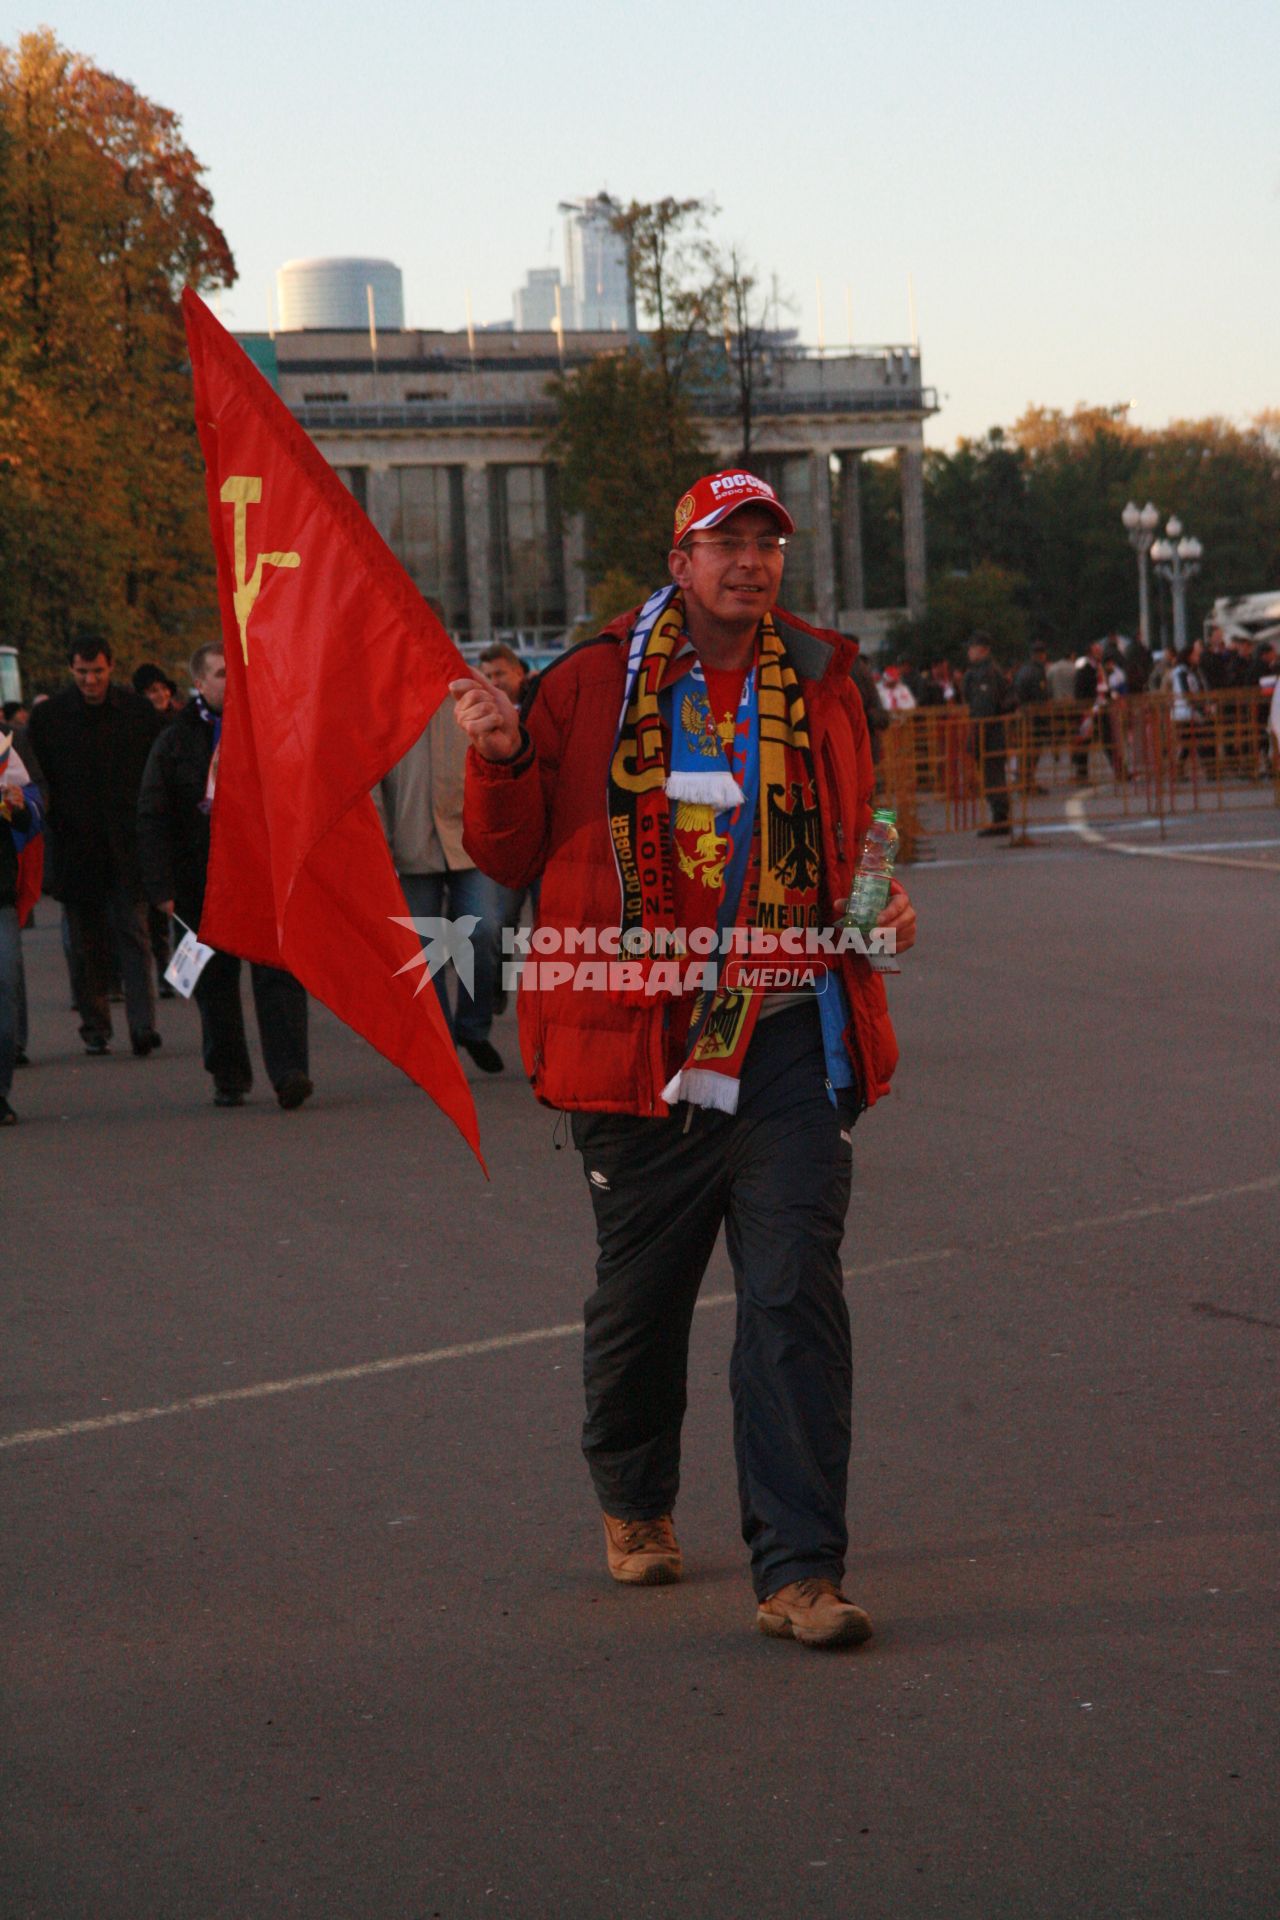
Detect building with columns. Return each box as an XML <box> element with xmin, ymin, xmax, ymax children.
<box><xmin>237</xmin><ymin>327</ymin><xmax>937</xmax><ymax>653</ymax></box>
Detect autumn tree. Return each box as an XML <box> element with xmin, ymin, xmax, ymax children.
<box><xmin>907</xmin><ymin>404</ymin><xmax>1280</xmax><ymax>659</ymax></box>
<box><xmin>0</xmin><ymin>29</ymin><xmax>234</xmax><ymax>683</ymax></box>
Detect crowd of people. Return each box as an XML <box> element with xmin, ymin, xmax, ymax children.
<box><xmin>841</xmin><ymin>626</ymin><xmax>1279</xmax><ymax>833</ymax></box>
<box><xmin>3</xmin><ymin>612</ymin><xmax>1275</xmax><ymax>1125</ymax></box>
<box><xmin>6</xmin><ymin>462</ymin><xmax>924</xmax><ymax>1651</ymax></box>
<box><xmin>862</xmin><ymin>627</ymin><xmax>1277</xmax><ymax>720</ymax></box>
<box><xmin>0</xmin><ymin>636</ymin><xmax>538</xmax><ymax>1129</ymax></box>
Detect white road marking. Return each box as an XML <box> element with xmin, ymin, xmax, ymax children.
<box><xmin>840</xmin><ymin>1172</ymin><xmax>1280</xmax><ymax>1276</ymax></box>
<box><xmin>1065</xmin><ymin>795</ymin><xmax>1280</xmax><ymax>871</ymax></box>
<box><xmin>4</xmin><ymin>1176</ymin><xmax>1277</xmax><ymax>1454</ymax></box>
<box><xmin>1028</xmin><ymin>817</ymin><xmax>1162</xmax><ymax>836</ymax></box>
<box><xmin>919</xmin><ymin>826</ymin><xmax>1279</xmax><ymax>871</ymax></box>
<box><xmin>0</xmin><ymin>1321</ymin><xmax>585</xmax><ymax>1452</ymax></box>
<box><xmin>1146</xmin><ymin>836</ymin><xmax>1280</xmax><ymax>854</ymax></box>
<box><xmin>917</xmin><ymin>850</ymin><xmax>1083</xmax><ymax>871</ymax></box>
<box><xmin>991</xmin><ymin>1172</ymin><xmax>1280</xmax><ymax>1244</ymax></box>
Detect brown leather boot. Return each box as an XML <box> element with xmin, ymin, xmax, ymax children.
<box><xmin>757</xmin><ymin>1577</ymin><xmax>873</xmax><ymax>1648</ymax></box>
<box><xmin>602</xmin><ymin>1513</ymin><xmax>683</xmax><ymax>1586</ymax></box>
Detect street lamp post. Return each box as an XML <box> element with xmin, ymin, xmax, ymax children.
<box><xmin>1149</xmin><ymin>515</ymin><xmax>1203</xmax><ymax>656</ymax></box>
<box><xmin>1121</xmin><ymin>500</ymin><xmax>1161</xmax><ymax>650</ymax></box>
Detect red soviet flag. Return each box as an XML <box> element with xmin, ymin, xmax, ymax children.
<box><xmin>181</xmin><ymin>289</ymin><xmax>482</xmax><ymax>1164</ymax></box>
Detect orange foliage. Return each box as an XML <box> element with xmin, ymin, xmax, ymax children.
<box><xmin>1008</xmin><ymin>402</ymin><xmax>1138</xmax><ymax>455</ymax></box>
<box><xmin>0</xmin><ymin>28</ymin><xmax>235</xmax><ymax>682</ymax></box>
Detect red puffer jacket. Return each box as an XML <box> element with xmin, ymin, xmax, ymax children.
<box><xmin>463</xmin><ymin>609</ymin><xmax>900</xmax><ymax>1116</ymax></box>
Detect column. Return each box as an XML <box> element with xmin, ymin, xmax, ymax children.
<box><xmin>809</xmin><ymin>449</ymin><xmax>837</xmax><ymax>627</ymax></box>
<box><xmin>901</xmin><ymin>444</ymin><xmax>927</xmax><ymax>620</ymax></box>
<box><xmin>563</xmin><ymin>511</ymin><xmax>589</xmax><ymax>629</ymax></box>
<box><xmin>364</xmin><ymin>464</ymin><xmax>396</xmax><ymax>546</ymax></box>
<box><xmin>838</xmin><ymin>453</ymin><xmax>865</xmax><ymax>615</ymax></box>
<box><xmin>464</xmin><ymin>463</ymin><xmax>493</xmax><ymax>644</ymax></box>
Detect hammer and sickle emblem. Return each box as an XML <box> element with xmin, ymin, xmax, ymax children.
<box><xmin>219</xmin><ymin>476</ymin><xmax>301</xmax><ymax>662</ymax></box>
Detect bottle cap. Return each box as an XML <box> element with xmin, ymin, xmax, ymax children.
<box><xmin>873</xmin><ymin>807</ymin><xmax>897</xmax><ymax>823</ymax></box>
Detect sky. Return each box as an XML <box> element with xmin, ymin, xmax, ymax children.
<box><xmin>10</xmin><ymin>0</ymin><xmax>1279</xmax><ymax>447</ymax></box>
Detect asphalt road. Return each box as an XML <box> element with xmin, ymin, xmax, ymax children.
<box><xmin>3</xmin><ymin>824</ymin><xmax>1278</xmax><ymax>1919</ymax></box>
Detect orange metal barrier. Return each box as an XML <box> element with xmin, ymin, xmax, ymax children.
<box><xmin>878</xmin><ymin>689</ymin><xmax>1279</xmax><ymax>854</ymax></box>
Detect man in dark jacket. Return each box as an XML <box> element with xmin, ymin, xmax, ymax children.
<box><xmin>961</xmin><ymin>631</ymin><xmax>1013</xmax><ymax>834</ymax></box>
<box><xmin>137</xmin><ymin>643</ymin><xmax>312</xmax><ymax>1110</ymax></box>
<box><xmin>29</xmin><ymin>639</ymin><xmax>164</xmax><ymax>1056</ymax></box>
<box><xmin>453</xmin><ymin>469</ymin><xmax>916</xmax><ymax>1651</ymax></box>
<box><xmin>848</xmin><ymin>646</ymin><xmax>890</xmax><ymax>765</ymax></box>
<box><xmin>1012</xmin><ymin>642</ymin><xmax>1049</xmax><ymax>709</ymax></box>
<box><xmin>1122</xmin><ymin>634</ymin><xmax>1153</xmax><ymax>694</ymax></box>
<box><xmin>1199</xmin><ymin>627</ymin><xmax>1231</xmax><ymax>690</ymax></box>
<box><xmin>131</xmin><ymin>665</ymin><xmax>182</xmax><ymax>989</ymax></box>
<box><xmin>1072</xmin><ymin>639</ymin><xmax>1108</xmax><ymax>781</ymax></box>
<box><xmin>1013</xmin><ymin>641</ymin><xmax>1051</xmax><ymax>795</ymax></box>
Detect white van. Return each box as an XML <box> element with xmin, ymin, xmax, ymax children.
<box><xmin>1207</xmin><ymin>593</ymin><xmax>1280</xmax><ymax>647</ymax></box>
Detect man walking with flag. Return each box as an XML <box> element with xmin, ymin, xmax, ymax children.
<box><xmin>454</xmin><ymin>470</ymin><xmax>916</xmax><ymax>1649</ymax></box>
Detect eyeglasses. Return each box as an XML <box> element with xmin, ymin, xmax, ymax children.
<box><xmin>686</xmin><ymin>534</ymin><xmax>787</xmax><ymax>557</ymax></box>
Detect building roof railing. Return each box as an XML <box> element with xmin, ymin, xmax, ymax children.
<box><xmin>258</xmin><ymin>326</ymin><xmax>919</xmax><ymax>358</ymax></box>
<box><xmin>293</xmin><ymin>386</ymin><xmax>939</xmax><ymax>434</ymax></box>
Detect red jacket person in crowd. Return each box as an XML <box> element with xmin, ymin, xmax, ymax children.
<box><xmin>453</xmin><ymin>471</ymin><xmax>916</xmax><ymax>1649</ymax></box>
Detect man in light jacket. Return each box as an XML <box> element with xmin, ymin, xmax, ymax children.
<box><xmin>377</xmin><ymin>701</ymin><xmax>505</xmax><ymax>1074</ymax></box>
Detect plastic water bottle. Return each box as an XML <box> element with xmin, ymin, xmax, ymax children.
<box><xmin>841</xmin><ymin>808</ymin><xmax>899</xmax><ymax>938</ymax></box>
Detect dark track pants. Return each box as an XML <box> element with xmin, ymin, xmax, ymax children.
<box><xmin>980</xmin><ymin>747</ymin><xmax>1010</xmax><ymax>825</ymax></box>
<box><xmin>193</xmin><ymin>951</ymin><xmax>308</xmax><ymax>1094</ymax></box>
<box><xmin>571</xmin><ymin>1004</ymin><xmax>856</xmax><ymax>1600</ymax></box>
<box><xmin>66</xmin><ymin>889</ymin><xmax>156</xmax><ymax>1045</ymax></box>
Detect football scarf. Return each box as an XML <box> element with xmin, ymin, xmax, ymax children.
<box><xmin>607</xmin><ymin>585</ymin><xmax>823</xmax><ymax>1113</ymax></box>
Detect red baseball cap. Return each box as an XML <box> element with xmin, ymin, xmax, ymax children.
<box><xmin>672</xmin><ymin>470</ymin><xmax>796</xmax><ymax>546</ymax></box>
